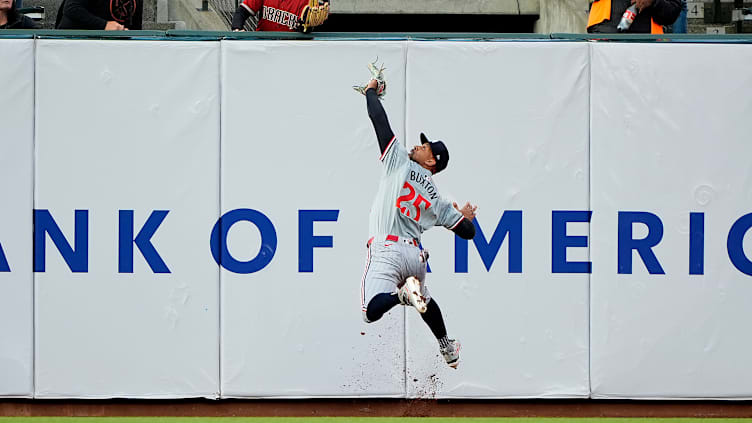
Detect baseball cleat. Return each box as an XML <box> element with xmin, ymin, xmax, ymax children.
<box><xmin>397</xmin><ymin>276</ymin><xmax>427</xmax><ymax>313</ymax></box>
<box><xmin>440</xmin><ymin>338</ymin><xmax>461</xmax><ymax>369</ymax></box>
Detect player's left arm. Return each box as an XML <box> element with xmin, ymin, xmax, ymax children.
<box><xmin>365</xmin><ymin>81</ymin><xmax>395</xmax><ymax>155</ymax></box>
<box><xmin>451</xmin><ymin>202</ymin><xmax>477</xmax><ymax>240</ymax></box>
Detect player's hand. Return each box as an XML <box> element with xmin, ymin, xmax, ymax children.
<box><xmin>366</xmin><ymin>79</ymin><xmax>379</xmax><ymax>91</ymax></box>
<box><xmin>104</xmin><ymin>21</ymin><xmax>125</xmax><ymax>30</ymax></box>
<box><xmin>453</xmin><ymin>202</ymin><xmax>478</xmax><ymax>221</ymax></box>
<box><xmin>631</xmin><ymin>0</ymin><xmax>654</xmax><ymax>12</ymax></box>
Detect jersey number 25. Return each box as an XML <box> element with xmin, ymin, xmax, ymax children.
<box><xmin>395</xmin><ymin>182</ymin><xmax>432</xmax><ymax>222</ymax></box>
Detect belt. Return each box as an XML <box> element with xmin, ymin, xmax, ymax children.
<box><xmin>367</xmin><ymin>235</ymin><xmax>419</xmax><ymax>248</ymax></box>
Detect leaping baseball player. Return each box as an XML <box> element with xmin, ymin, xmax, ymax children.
<box><xmin>355</xmin><ymin>64</ymin><xmax>478</xmax><ymax>368</ymax></box>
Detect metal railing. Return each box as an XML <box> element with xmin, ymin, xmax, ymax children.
<box><xmin>18</xmin><ymin>6</ymin><xmax>45</xmax><ymax>22</ymax></box>
<box><xmin>207</xmin><ymin>0</ymin><xmax>256</xmax><ymax>31</ymax></box>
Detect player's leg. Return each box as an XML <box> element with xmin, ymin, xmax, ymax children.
<box><xmin>420</xmin><ymin>298</ymin><xmax>460</xmax><ymax>368</ymax></box>
<box><xmin>361</xmin><ymin>243</ymin><xmax>403</xmax><ymax>323</ymax></box>
<box><xmin>420</xmin><ymin>297</ymin><xmax>446</xmax><ymax>339</ymax></box>
<box><xmin>394</xmin><ymin>244</ymin><xmax>429</xmax><ymax>312</ymax></box>
<box><xmin>395</xmin><ymin>276</ymin><xmax>427</xmax><ymax>313</ymax></box>
<box><xmin>407</xmin><ymin>251</ymin><xmax>461</xmax><ymax>368</ymax></box>
<box><xmin>365</xmin><ymin>293</ymin><xmax>400</xmax><ymax>322</ymax></box>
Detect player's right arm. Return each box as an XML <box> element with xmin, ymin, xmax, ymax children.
<box><xmin>366</xmin><ymin>82</ymin><xmax>395</xmax><ymax>156</ymax></box>
<box><xmin>452</xmin><ymin>219</ymin><xmax>476</xmax><ymax>239</ymax></box>
<box><xmin>450</xmin><ymin>202</ymin><xmax>477</xmax><ymax>240</ymax></box>
<box><xmin>231</xmin><ymin>0</ymin><xmax>260</xmax><ymax>30</ymax></box>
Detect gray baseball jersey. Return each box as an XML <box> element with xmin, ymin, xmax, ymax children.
<box><xmin>368</xmin><ymin>136</ymin><xmax>465</xmax><ymax>242</ymax></box>
<box><xmin>360</xmin><ymin>136</ymin><xmax>465</xmax><ymax>317</ymax></box>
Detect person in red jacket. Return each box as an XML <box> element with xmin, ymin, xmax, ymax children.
<box><xmin>231</xmin><ymin>0</ymin><xmax>328</xmax><ymax>32</ymax></box>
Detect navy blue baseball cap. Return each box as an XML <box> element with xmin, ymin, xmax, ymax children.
<box><xmin>420</xmin><ymin>133</ymin><xmax>449</xmax><ymax>174</ymax></box>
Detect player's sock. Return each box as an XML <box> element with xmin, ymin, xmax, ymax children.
<box><xmin>365</xmin><ymin>293</ymin><xmax>400</xmax><ymax>322</ymax></box>
<box><xmin>438</xmin><ymin>336</ymin><xmax>452</xmax><ymax>349</ymax></box>
<box><xmin>420</xmin><ymin>298</ymin><xmax>448</xmax><ymax>340</ymax></box>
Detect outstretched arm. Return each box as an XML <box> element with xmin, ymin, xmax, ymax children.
<box><xmin>451</xmin><ymin>202</ymin><xmax>478</xmax><ymax>240</ymax></box>
<box><xmin>365</xmin><ymin>79</ymin><xmax>395</xmax><ymax>155</ymax></box>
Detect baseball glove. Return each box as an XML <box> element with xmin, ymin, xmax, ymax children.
<box><xmin>299</xmin><ymin>0</ymin><xmax>329</xmax><ymax>33</ymax></box>
<box><xmin>353</xmin><ymin>59</ymin><xmax>387</xmax><ymax>98</ymax></box>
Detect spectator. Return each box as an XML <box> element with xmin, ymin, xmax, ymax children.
<box><xmin>231</xmin><ymin>0</ymin><xmax>328</xmax><ymax>32</ymax></box>
<box><xmin>671</xmin><ymin>0</ymin><xmax>688</xmax><ymax>33</ymax></box>
<box><xmin>56</xmin><ymin>0</ymin><xmax>142</xmax><ymax>30</ymax></box>
<box><xmin>0</xmin><ymin>0</ymin><xmax>38</xmax><ymax>28</ymax></box>
<box><xmin>588</xmin><ymin>0</ymin><xmax>682</xmax><ymax>34</ymax></box>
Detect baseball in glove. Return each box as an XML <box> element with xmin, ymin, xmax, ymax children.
<box><xmin>353</xmin><ymin>59</ymin><xmax>387</xmax><ymax>98</ymax></box>
<box><xmin>299</xmin><ymin>0</ymin><xmax>329</xmax><ymax>33</ymax></box>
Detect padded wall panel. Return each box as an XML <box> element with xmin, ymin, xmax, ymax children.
<box><xmin>405</xmin><ymin>41</ymin><xmax>591</xmax><ymax>398</ymax></box>
<box><xmin>34</xmin><ymin>40</ymin><xmax>220</xmax><ymax>398</ymax></box>
<box><xmin>220</xmin><ymin>41</ymin><xmax>408</xmax><ymax>397</ymax></box>
<box><xmin>0</xmin><ymin>39</ymin><xmax>35</xmax><ymax>397</ymax></box>
<box><xmin>590</xmin><ymin>43</ymin><xmax>752</xmax><ymax>399</ymax></box>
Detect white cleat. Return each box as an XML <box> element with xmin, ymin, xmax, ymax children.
<box><xmin>440</xmin><ymin>338</ymin><xmax>461</xmax><ymax>369</ymax></box>
<box><xmin>397</xmin><ymin>276</ymin><xmax>427</xmax><ymax>313</ymax></box>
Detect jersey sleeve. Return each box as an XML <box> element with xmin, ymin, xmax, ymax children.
<box><xmin>240</xmin><ymin>0</ymin><xmax>262</xmax><ymax>14</ymax></box>
<box><xmin>434</xmin><ymin>197</ymin><xmax>465</xmax><ymax>230</ymax></box>
<box><xmin>380</xmin><ymin>137</ymin><xmax>409</xmax><ymax>175</ymax></box>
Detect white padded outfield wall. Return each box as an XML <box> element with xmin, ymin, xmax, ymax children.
<box><xmin>589</xmin><ymin>43</ymin><xmax>752</xmax><ymax>399</ymax></box>
<box><xmin>404</xmin><ymin>42</ymin><xmax>590</xmax><ymax>398</ymax></box>
<box><xmin>220</xmin><ymin>41</ymin><xmax>409</xmax><ymax>397</ymax></box>
<box><xmin>33</xmin><ymin>40</ymin><xmax>220</xmax><ymax>398</ymax></box>
<box><xmin>0</xmin><ymin>37</ymin><xmax>750</xmax><ymax>399</ymax></box>
<box><xmin>0</xmin><ymin>39</ymin><xmax>34</xmax><ymax>397</ymax></box>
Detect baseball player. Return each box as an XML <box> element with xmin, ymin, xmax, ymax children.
<box><xmin>231</xmin><ymin>0</ymin><xmax>328</xmax><ymax>32</ymax></box>
<box><xmin>360</xmin><ymin>78</ymin><xmax>477</xmax><ymax>369</ymax></box>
